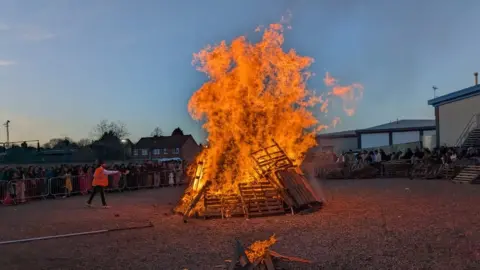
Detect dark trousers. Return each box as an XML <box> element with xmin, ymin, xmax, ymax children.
<box><xmin>87</xmin><ymin>186</ymin><xmax>107</xmax><ymax>206</ymax></box>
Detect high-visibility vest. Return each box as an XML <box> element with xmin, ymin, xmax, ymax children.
<box><xmin>92</xmin><ymin>167</ymin><xmax>108</xmax><ymax>187</ymax></box>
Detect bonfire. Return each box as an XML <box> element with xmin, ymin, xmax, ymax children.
<box><xmin>176</xmin><ymin>19</ymin><xmax>363</xmax><ymax>219</ymax></box>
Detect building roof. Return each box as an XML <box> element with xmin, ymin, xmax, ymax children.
<box><xmin>135</xmin><ymin>134</ymin><xmax>194</xmax><ymax>149</ymax></box>
<box><xmin>316</xmin><ymin>130</ymin><xmax>357</xmax><ymax>139</ymax></box>
<box><xmin>356</xmin><ymin>119</ymin><xmax>435</xmax><ymax>133</ymax></box>
<box><xmin>428</xmin><ymin>84</ymin><xmax>480</xmax><ymax>107</ymax></box>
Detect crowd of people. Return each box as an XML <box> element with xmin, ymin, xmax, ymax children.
<box><xmin>0</xmin><ymin>160</ymin><xmax>187</xmax><ymax>205</ymax></box>
<box><xmin>0</xmin><ymin>161</ymin><xmax>185</xmax><ymax>180</ymax></box>
<box><xmin>313</xmin><ymin>146</ymin><xmax>480</xmax><ymax>179</ymax></box>
<box><xmin>336</xmin><ymin>146</ymin><xmax>480</xmax><ymax>165</ymax></box>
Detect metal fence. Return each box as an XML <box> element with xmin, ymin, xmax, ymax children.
<box><xmin>0</xmin><ymin>178</ymin><xmax>50</xmax><ymax>205</ymax></box>
<box><xmin>0</xmin><ymin>170</ymin><xmax>186</xmax><ymax>206</ymax></box>
<box><xmin>125</xmin><ymin>170</ymin><xmax>185</xmax><ymax>190</ymax></box>
<box><xmin>49</xmin><ymin>175</ymin><xmax>92</xmax><ymax>197</ymax></box>
<box><xmin>0</xmin><ymin>181</ymin><xmax>9</xmax><ymax>205</ymax></box>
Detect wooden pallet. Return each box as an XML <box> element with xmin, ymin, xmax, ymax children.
<box><xmin>203</xmin><ymin>189</ymin><xmax>245</xmax><ymax>219</ymax></box>
<box><xmin>251</xmin><ymin>141</ymin><xmax>294</xmax><ymax>177</ymax></box>
<box><xmin>349</xmin><ymin>163</ymin><xmax>379</xmax><ymax>179</ymax></box>
<box><xmin>440</xmin><ymin>165</ymin><xmax>456</xmax><ymax>180</ymax></box>
<box><xmin>238</xmin><ymin>181</ymin><xmax>285</xmax><ymax>218</ymax></box>
<box><xmin>275</xmin><ymin>169</ymin><xmax>320</xmax><ymax>209</ymax></box>
<box><xmin>452</xmin><ymin>165</ymin><xmax>480</xmax><ymax>184</ymax></box>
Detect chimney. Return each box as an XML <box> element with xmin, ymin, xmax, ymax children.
<box><xmin>475</xmin><ymin>72</ymin><xmax>478</xmax><ymax>85</ymax></box>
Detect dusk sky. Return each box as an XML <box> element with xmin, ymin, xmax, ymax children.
<box><xmin>1</xmin><ymin>0</ymin><xmax>480</xmax><ymax>145</ymax></box>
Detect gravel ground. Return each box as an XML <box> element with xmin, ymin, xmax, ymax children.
<box><xmin>1</xmin><ymin>179</ymin><xmax>480</xmax><ymax>270</ymax></box>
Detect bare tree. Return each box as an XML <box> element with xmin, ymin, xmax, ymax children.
<box><xmin>77</xmin><ymin>138</ymin><xmax>92</xmax><ymax>147</ymax></box>
<box><xmin>92</xmin><ymin>120</ymin><xmax>130</xmax><ymax>139</ymax></box>
<box><xmin>42</xmin><ymin>137</ymin><xmax>73</xmax><ymax>149</ymax></box>
<box><xmin>151</xmin><ymin>127</ymin><xmax>164</xmax><ymax>137</ymax></box>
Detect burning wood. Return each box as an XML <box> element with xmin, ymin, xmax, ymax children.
<box><xmin>176</xmin><ymin>142</ymin><xmax>323</xmax><ymax>220</ymax></box>
<box><xmin>227</xmin><ymin>235</ymin><xmax>312</xmax><ymax>270</ymax></box>
<box><xmin>175</xmin><ymin>19</ymin><xmax>362</xmax><ymax>219</ymax></box>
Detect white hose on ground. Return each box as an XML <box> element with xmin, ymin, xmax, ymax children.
<box><xmin>0</xmin><ymin>223</ymin><xmax>153</xmax><ymax>246</ymax></box>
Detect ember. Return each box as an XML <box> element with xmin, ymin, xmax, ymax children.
<box><xmin>176</xmin><ymin>19</ymin><xmax>362</xmax><ymax>219</ymax></box>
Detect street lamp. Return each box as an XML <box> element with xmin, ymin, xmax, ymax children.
<box><xmin>121</xmin><ymin>139</ymin><xmax>127</xmax><ymax>162</ymax></box>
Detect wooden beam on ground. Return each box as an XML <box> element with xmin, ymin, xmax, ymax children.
<box><xmin>228</xmin><ymin>239</ymin><xmax>252</xmax><ymax>270</ymax></box>
<box><xmin>270</xmin><ymin>250</ymin><xmax>312</xmax><ymax>264</ymax></box>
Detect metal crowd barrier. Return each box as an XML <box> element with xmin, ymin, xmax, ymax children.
<box><xmin>126</xmin><ymin>170</ymin><xmax>185</xmax><ymax>190</ymax></box>
<box><xmin>0</xmin><ymin>181</ymin><xmax>9</xmax><ymax>205</ymax></box>
<box><xmin>0</xmin><ymin>170</ymin><xmax>187</xmax><ymax>206</ymax></box>
<box><xmin>105</xmin><ymin>174</ymin><xmax>126</xmax><ymax>192</ymax></box>
<box><xmin>0</xmin><ymin>178</ymin><xmax>50</xmax><ymax>205</ymax></box>
<box><xmin>49</xmin><ymin>175</ymin><xmax>93</xmax><ymax>197</ymax></box>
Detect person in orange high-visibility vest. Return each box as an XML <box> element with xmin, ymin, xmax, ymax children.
<box><xmin>86</xmin><ymin>160</ymin><xmax>123</xmax><ymax>208</ymax></box>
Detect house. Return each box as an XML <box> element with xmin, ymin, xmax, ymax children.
<box><xmin>91</xmin><ymin>133</ymin><xmax>126</xmax><ymax>161</ymax></box>
<box><xmin>428</xmin><ymin>77</ymin><xmax>480</xmax><ymax>147</ymax></box>
<box><xmin>133</xmin><ymin>132</ymin><xmax>201</xmax><ymax>163</ymax></box>
<box><xmin>356</xmin><ymin>119</ymin><xmax>436</xmax><ymax>149</ymax></box>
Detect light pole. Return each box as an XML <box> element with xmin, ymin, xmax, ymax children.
<box><xmin>3</xmin><ymin>120</ymin><xmax>10</xmax><ymax>148</ymax></box>
<box><xmin>121</xmin><ymin>139</ymin><xmax>127</xmax><ymax>162</ymax></box>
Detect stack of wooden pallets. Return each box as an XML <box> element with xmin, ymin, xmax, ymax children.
<box><xmin>452</xmin><ymin>165</ymin><xmax>480</xmax><ymax>184</ymax></box>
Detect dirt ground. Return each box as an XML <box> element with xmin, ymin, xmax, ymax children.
<box><xmin>1</xmin><ymin>179</ymin><xmax>480</xmax><ymax>270</ymax></box>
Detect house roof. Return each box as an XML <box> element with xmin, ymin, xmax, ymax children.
<box><xmin>356</xmin><ymin>119</ymin><xmax>436</xmax><ymax>133</ymax></box>
<box><xmin>316</xmin><ymin>130</ymin><xmax>357</xmax><ymax>139</ymax></box>
<box><xmin>428</xmin><ymin>84</ymin><xmax>480</xmax><ymax>107</ymax></box>
<box><xmin>135</xmin><ymin>134</ymin><xmax>194</xmax><ymax>149</ymax></box>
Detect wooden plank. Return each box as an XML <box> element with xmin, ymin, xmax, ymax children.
<box><xmin>452</xmin><ymin>165</ymin><xmax>480</xmax><ymax>184</ymax></box>
<box><xmin>183</xmin><ymin>182</ymin><xmax>210</xmax><ymax>220</ymax></box>
<box><xmin>264</xmin><ymin>252</ymin><xmax>275</xmax><ymax>270</ymax></box>
<box><xmin>228</xmin><ymin>240</ymin><xmax>251</xmax><ymax>270</ymax></box>
<box><xmin>275</xmin><ymin>170</ymin><xmax>320</xmax><ymax>210</ymax></box>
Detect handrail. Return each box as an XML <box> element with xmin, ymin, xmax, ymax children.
<box><xmin>455</xmin><ymin>113</ymin><xmax>479</xmax><ymax>147</ymax></box>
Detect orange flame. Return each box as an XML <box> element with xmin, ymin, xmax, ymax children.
<box><xmin>245</xmin><ymin>235</ymin><xmax>277</xmax><ymax>262</ymax></box>
<box><xmin>187</xmin><ymin>21</ymin><xmax>363</xmax><ymax>194</ymax></box>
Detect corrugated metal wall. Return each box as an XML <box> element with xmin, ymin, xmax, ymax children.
<box><xmin>392</xmin><ymin>131</ymin><xmax>419</xmax><ymax>145</ymax></box>
<box><xmin>361</xmin><ymin>133</ymin><xmax>389</xmax><ymax>148</ymax></box>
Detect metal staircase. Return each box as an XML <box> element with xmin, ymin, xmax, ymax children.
<box><xmin>455</xmin><ymin>113</ymin><xmax>480</xmax><ymax>148</ymax></box>
<box><xmin>463</xmin><ymin>128</ymin><xmax>480</xmax><ymax>148</ymax></box>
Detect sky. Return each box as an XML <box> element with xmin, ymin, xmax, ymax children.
<box><xmin>1</xmin><ymin>0</ymin><xmax>480</xmax><ymax>145</ymax></box>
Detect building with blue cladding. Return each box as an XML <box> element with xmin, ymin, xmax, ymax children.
<box><xmin>315</xmin><ymin>119</ymin><xmax>436</xmax><ymax>154</ymax></box>
<box><xmin>428</xmin><ymin>84</ymin><xmax>480</xmax><ymax>147</ymax></box>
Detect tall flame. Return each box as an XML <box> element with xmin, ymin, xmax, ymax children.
<box><xmin>187</xmin><ymin>21</ymin><xmax>362</xmax><ymax>193</ymax></box>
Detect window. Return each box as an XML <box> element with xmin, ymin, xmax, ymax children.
<box><xmin>133</xmin><ymin>149</ymin><xmax>138</xmax><ymax>156</ymax></box>
<box><xmin>163</xmin><ymin>148</ymin><xmax>168</xmax><ymax>154</ymax></box>
<box><xmin>173</xmin><ymin>148</ymin><xmax>180</xmax><ymax>154</ymax></box>
<box><xmin>153</xmin><ymin>149</ymin><xmax>160</xmax><ymax>155</ymax></box>
<box><xmin>141</xmin><ymin>149</ymin><xmax>148</xmax><ymax>156</ymax></box>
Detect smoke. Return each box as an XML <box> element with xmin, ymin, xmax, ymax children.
<box><xmin>301</xmin><ymin>155</ymin><xmax>327</xmax><ymax>203</ymax></box>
